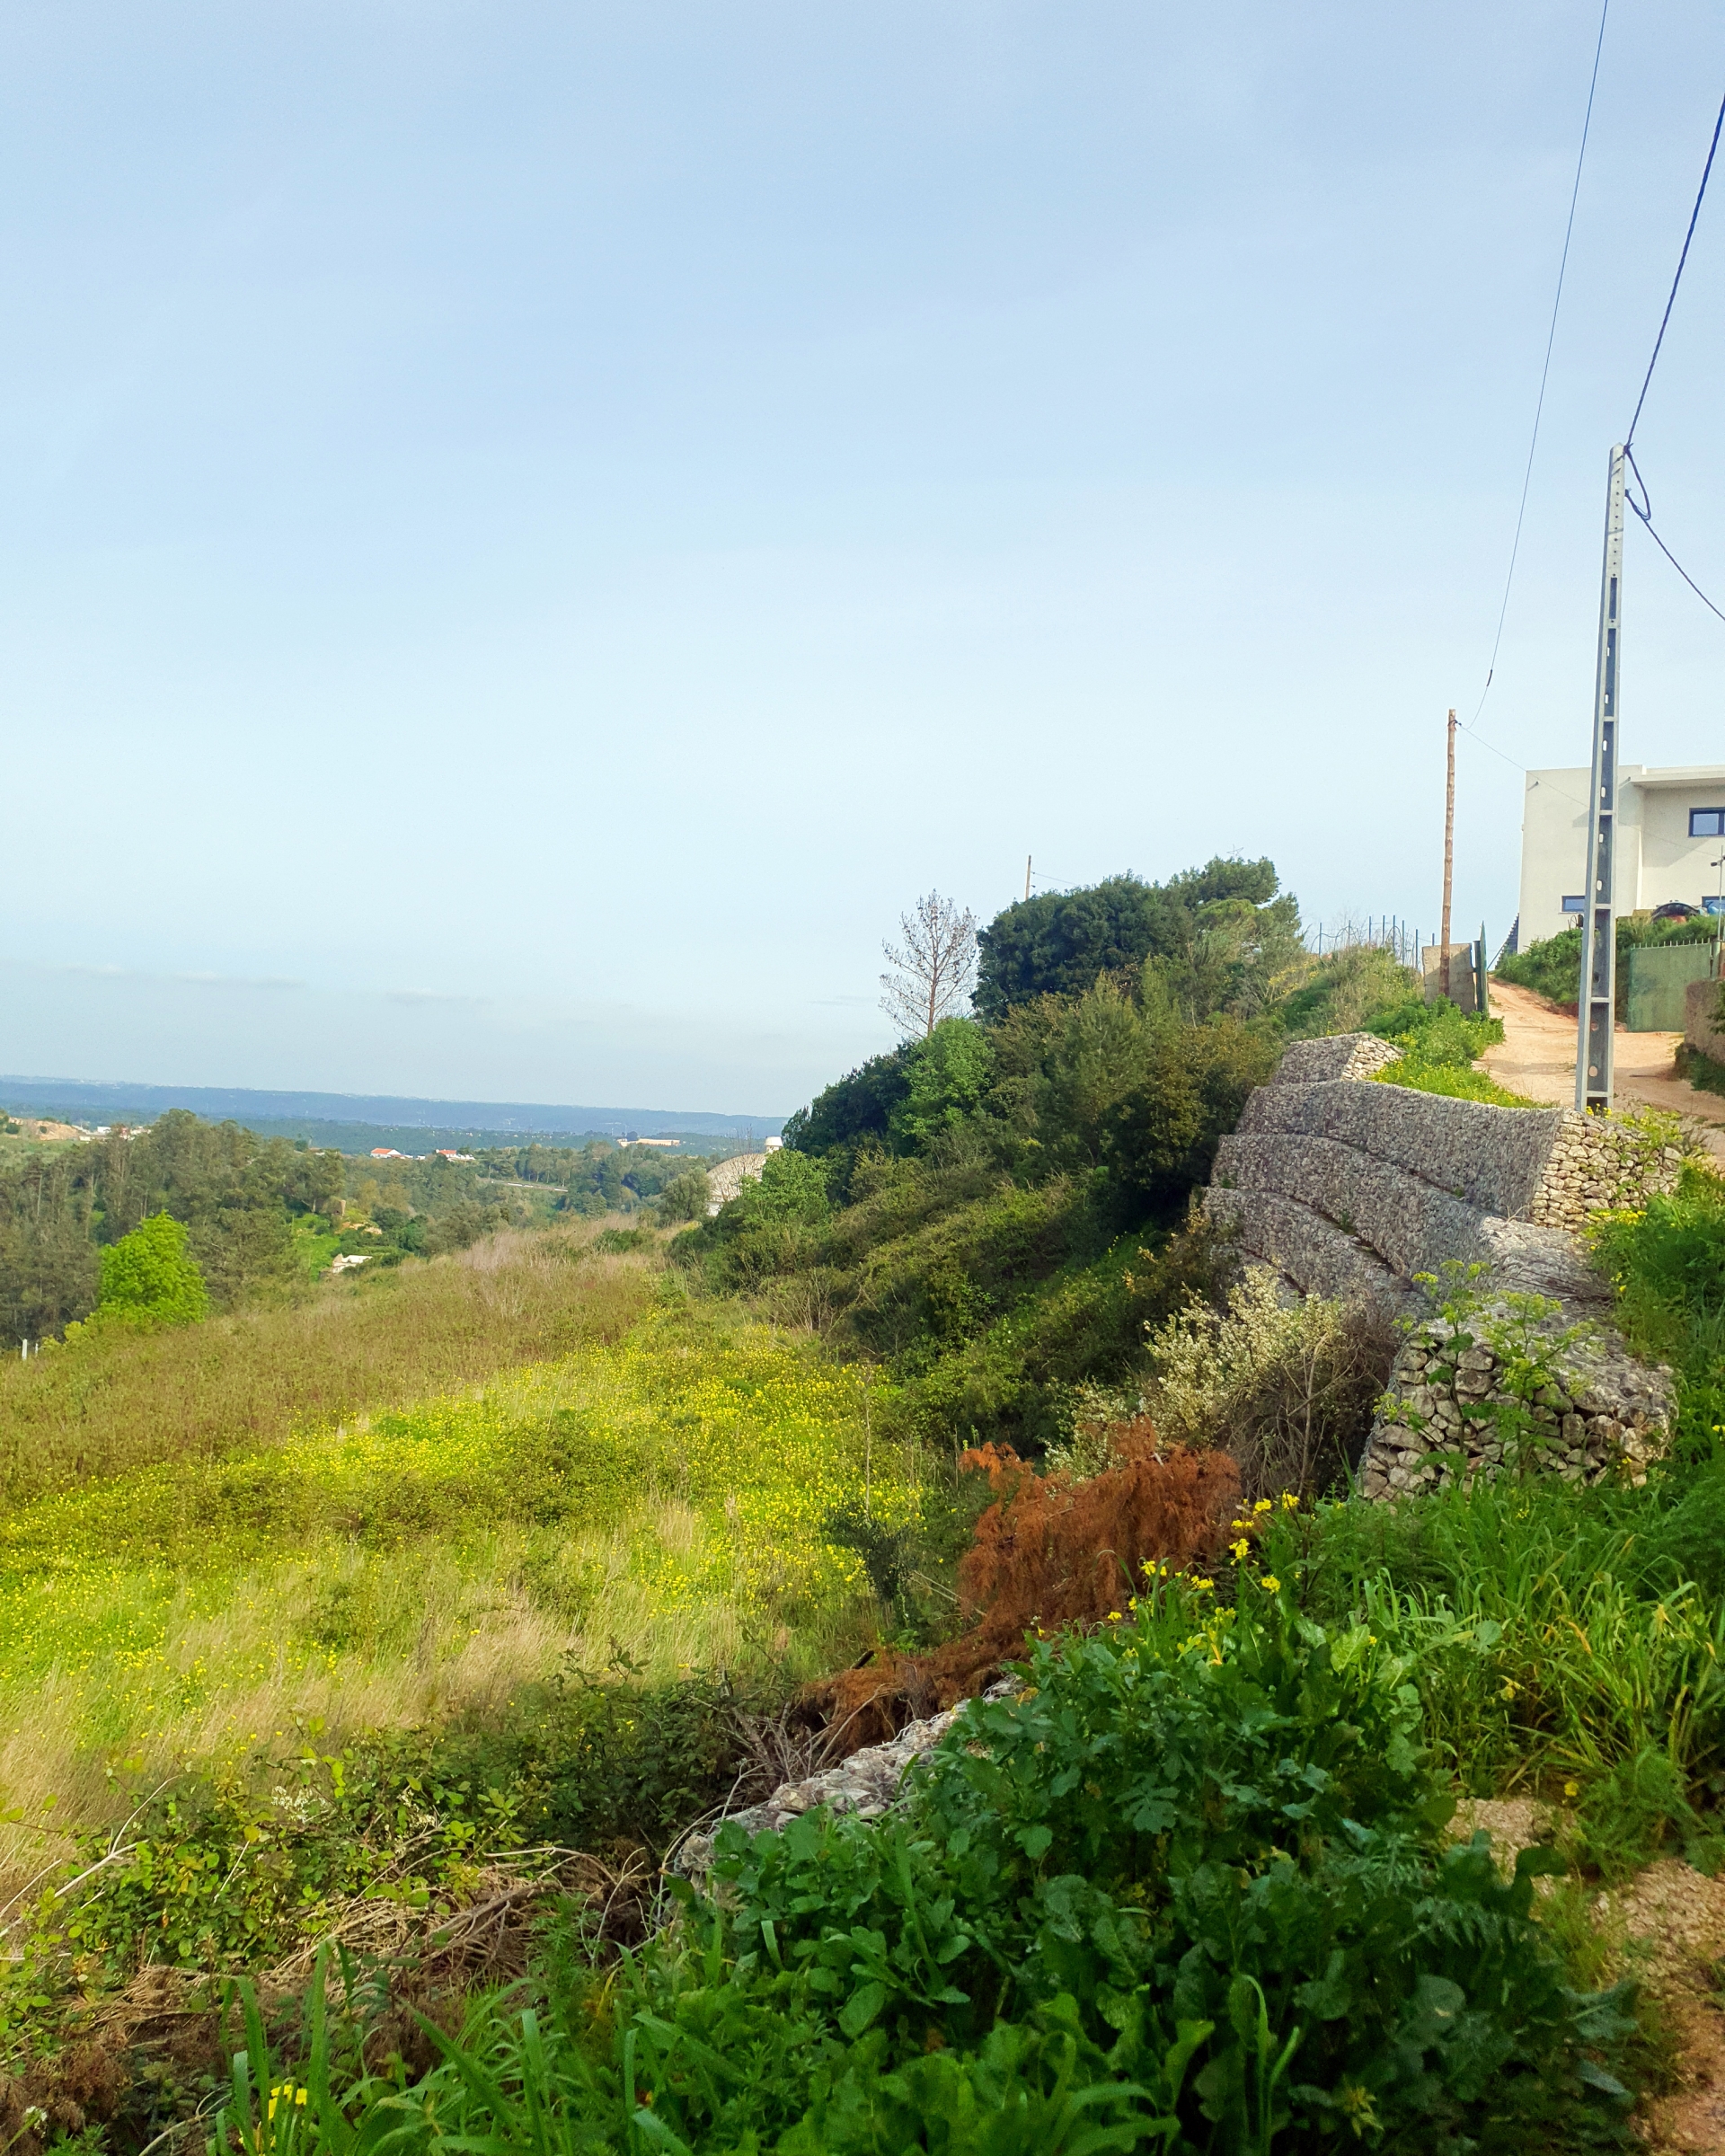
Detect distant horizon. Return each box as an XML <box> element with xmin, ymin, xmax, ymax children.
<box><xmin>0</xmin><ymin>1074</ymin><xmax>787</xmax><ymax>1141</ymax></box>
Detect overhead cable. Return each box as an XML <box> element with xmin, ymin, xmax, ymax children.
<box><xmin>1619</xmin><ymin>83</ymin><xmax>1725</xmax><ymax>625</ymax></box>
<box><xmin>1468</xmin><ymin>0</ymin><xmax>1612</xmax><ymax>736</ymax></box>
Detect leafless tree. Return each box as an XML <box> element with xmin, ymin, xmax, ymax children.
<box><xmin>880</xmin><ymin>890</ymin><xmax>978</xmax><ymax>1038</ymax></box>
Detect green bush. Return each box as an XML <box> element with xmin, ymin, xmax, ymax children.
<box><xmin>93</xmin><ymin>1211</ymin><xmax>209</xmax><ymax>1330</ymax></box>
<box><xmin>279</xmin><ymin>1580</ymin><xmax>1637</xmax><ymax>2153</ymax></box>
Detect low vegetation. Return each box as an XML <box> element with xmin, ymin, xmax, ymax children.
<box><xmin>1498</xmin><ymin>910</ymin><xmax>1718</xmax><ymax>1015</ymax></box>
<box><xmin>4</xmin><ymin>860</ymin><xmax>1724</xmax><ymax>2152</ymax></box>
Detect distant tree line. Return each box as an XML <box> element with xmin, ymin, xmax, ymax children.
<box><xmin>472</xmin><ymin>1142</ymin><xmax>712</xmax><ymax>1218</ymax></box>
<box><xmin>0</xmin><ymin>1112</ymin><xmax>346</xmax><ymax>1346</ymax></box>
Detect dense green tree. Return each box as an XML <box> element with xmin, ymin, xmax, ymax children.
<box><xmin>657</xmin><ymin>1170</ymin><xmax>712</xmax><ymax>1223</ymax></box>
<box><xmin>94</xmin><ymin>1213</ymin><xmax>209</xmax><ymax>1329</ymax></box>
<box><xmin>888</xmin><ymin>1018</ymin><xmax>995</xmax><ymax>1153</ymax></box>
<box><xmin>973</xmin><ymin>858</ymin><xmax>1290</xmax><ymax>1021</ymax></box>
<box><xmin>781</xmin><ymin>1048</ymin><xmax>911</xmax><ymax>1160</ymax></box>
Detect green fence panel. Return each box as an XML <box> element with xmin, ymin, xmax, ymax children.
<box><xmin>1625</xmin><ymin>941</ymin><xmax>1717</xmax><ymax>1031</ymax></box>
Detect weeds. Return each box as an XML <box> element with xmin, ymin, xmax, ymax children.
<box><xmin>195</xmin><ymin>1582</ymin><xmax>1640</xmax><ymax>2155</ymax></box>
<box><xmin>1143</xmin><ymin>1267</ymin><xmax>1395</xmax><ymax>1500</ymax></box>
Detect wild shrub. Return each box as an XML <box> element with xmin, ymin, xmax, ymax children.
<box><xmin>254</xmin><ymin>1582</ymin><xmax>1637</xmax><ymax>2155</ymax></box>
<box><xmin>1144</xmin><ymin>1266</ymin><xmax>1394</xmax><ymax>1500</ymax></box>
<box><xmin>953</xmin><ymin>1432</ymin><xmax>1236</xmax><ymax>1658</ymax></box>
<box><xmin>801</xmin><ymin>1435</ymin><xmax>1239</xmax><ymax>1744</ymax></box>
<box><xmin>87</xmin><ymin>1212</ymin><xmax>208</xmax><ymax>1331</ymax></box>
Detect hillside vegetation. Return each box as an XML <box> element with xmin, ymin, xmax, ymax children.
<box><xmin>4</xmin><ymin>862</ymin><xmax>1725</xmax><ymax>2152</ymax></box>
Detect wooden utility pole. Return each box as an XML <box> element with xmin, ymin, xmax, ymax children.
<box><xmin>1024</xmin><ymin>856</ymin><xmax>1032</xmax><ymax>903</ymax></box>
<box><xmin>1440</xmin><ymin>709</ymin><xmax>1456</xmax><ymax>1000</ymax></box>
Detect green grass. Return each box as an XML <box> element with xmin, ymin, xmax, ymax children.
<box><xmin>1369</xmin><ymin>1056</ymin><xmax>1539</xmax><ymax>1108</ymax></box>
<box><xmin>0</xmin><ymin>1292</ymin><xmax>914</xmax><ymax>1858</ymax></box>
<box><xmin>0</xmin><ymin>1223</ymin><xmax>653</xmax><ymax>1508</ymax></box>
<box><xmin>1272</xmin><ymin>1472</ymin><xmax>1725</xmax><ymax>1860</ymax></box>
<box><xmin>291</xmin><ymin>1213</ymin><xmax>343</xmax><ymax>1275</ymax></box>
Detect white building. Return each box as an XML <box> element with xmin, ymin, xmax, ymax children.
<box><xmin>1517</xmin><ymin>761</ymin><xmax>1725</xmax><ymax>945</ymax></box>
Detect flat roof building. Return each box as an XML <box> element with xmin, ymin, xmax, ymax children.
<box><xmin>1518</xmin><ymin>761</ymin><xmax>1725</xmax><ymax>946</ymax></box>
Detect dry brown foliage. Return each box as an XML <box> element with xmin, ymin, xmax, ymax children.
<box><xmin>801</xmin><ymin>1427</ymin><xmax>1239</xmax><ymax>1755</ymax></box>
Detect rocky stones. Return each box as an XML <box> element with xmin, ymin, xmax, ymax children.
<box><xmin>675</xmin><ymin>1680</ymin><xmax>1019</xmax><ymax>1878</ymax></box>
<box><xmin>1358</xmin><ymin>1316</ymin><xmax>1673</xmax><ymax>1501</ymax></box>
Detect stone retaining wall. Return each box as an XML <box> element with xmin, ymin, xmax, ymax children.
<box><xmin>1360</xmin><ymin>1319</ymin><xmax>1673</xmax><ymax>1500</ymax></box>
<box><xmin>1685</xmin><ymin>975</ymin><xmax>1725</xmax><ymax>1065</ymax></box>
<box><xmin>1207</xmin><ymin>1033</ymin><xmax>1681</xmax><ymax>1500</ymax></box>
<box><xmin>1207</xmin><ymin>1035</ymin><xmax>1680</xmax><ymax>1310</ymax></box>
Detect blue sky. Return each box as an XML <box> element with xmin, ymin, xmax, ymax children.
<box><xmin>3</xmin><ymin>0</ymin><xmax>1722</xmax><ymax>1115</ymax></box>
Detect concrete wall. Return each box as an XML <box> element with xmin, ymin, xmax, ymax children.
<box><xmin>1518</xmin><ymin>762</ymin><xmax>1725</xmax><ymax>946</ymax></box>
<box><xmin>1685</xmin><ymin>975</ymin><xmax>1725</xmax><ymax>1063</ymax></box>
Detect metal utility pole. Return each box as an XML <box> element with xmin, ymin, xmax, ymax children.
<box><xmin>1576</xmin><ymin>444</ymin><xmax>1625</xmax><ymax>1114</ymax></box>
<box><xmin>1440</xmin><ymin>709</ymin><xmax>1456</xmax><ymax>999</ymax></box>
<box><xmin>1024</xmin><ymin>856</ymin><xmax>1032</xmax><ymax>903</ymax></box>
<box><xmin>1711</xmin><ymin>852</ymin><xmax>1724</xmax><ymax>976</ymax></box>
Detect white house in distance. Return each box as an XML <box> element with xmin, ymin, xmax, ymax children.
<box><xmin>1517</xmin><ymin>761</ymin><xmax>1725</xmax><ymax>945</ymax></box>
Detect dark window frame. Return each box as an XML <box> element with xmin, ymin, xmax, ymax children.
<box><xmin>1689</xmin><ymin>807</ymin><xmax>1725</xmax><ymax>837</ymax></box>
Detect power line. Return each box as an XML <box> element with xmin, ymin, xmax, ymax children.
<box><xmin>1624</xmin><ymin>84</ymin><xmax>1725</xmax><ymax>450</ymax></box>
<box><xmin>1616</xmin><ymin>82</ymin><xmax>1725</xmax><ymax>625</ymax></box>
<box><xmin>1470</xmin><ymin>0</ymin><xmax>1612</xmax><ymax>733</ymax></box>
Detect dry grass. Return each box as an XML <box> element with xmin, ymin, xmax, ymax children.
<box><xmin>0</xmin><ymin>1225</ymin><xmax>652</xmax><ymax>1507</ymax></box>
<box><xmin>0</xmin><ymin>1509</ymin><xmax>862</xmax><ymax>1901</ymax></box>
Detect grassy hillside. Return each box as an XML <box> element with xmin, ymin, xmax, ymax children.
<box><xmin>0</xmin><ymin>1227</ymin><xmax>653</xmax><ymax>1507</ymax></box>
<box><xmin>5</xmin><ymin>871</ymin><xmax>1725</xmax><ymax>2152</ymax></box>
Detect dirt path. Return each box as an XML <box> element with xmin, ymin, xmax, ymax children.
<box><xmin>1456</xmin><ymin>1804</ymin><xmax>1725</xmax><ymax>2150</ymax></box>
<box><xmin>1483</xmin><ymin>978</ymin><xmax>1725</xmax><ymax>1165</ymax></box>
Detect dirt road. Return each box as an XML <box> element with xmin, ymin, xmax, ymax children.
<box><xmin>1482</xmin><ymin>977</ymin><xmax>1725</xmax><ymax>1162</ymax></box>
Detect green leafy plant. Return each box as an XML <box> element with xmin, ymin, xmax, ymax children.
<box><xmin>89</xmin><ymin>1212</ymin><xmax>209</xmax><ymax>1330</ymax></box>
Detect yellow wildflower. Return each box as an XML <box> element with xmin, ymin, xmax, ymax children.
<box><xmin>1259</xmin><ymin>1575</ymin><xmax>1280</xmax><ymax>1593</ymax></box>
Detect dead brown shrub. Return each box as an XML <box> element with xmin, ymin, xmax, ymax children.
<box><xmin>801</xmin><ymin>1430</ymin><xmax>1239</xmax><ymax>1755</ymax></box>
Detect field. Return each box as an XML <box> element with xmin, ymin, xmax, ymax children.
<box><xmin>0</xmin><ymin>1236</ymin><xmax>918</xmax><ymax>1911</ymax></box>
<box><xmin>4</xmin><ymin>912</ymin><xmax>1725</xmax><ymax>2151</ymax></box>
<box><xmin>0</xmin><ymin>1226</ymin><xmax>652</xmax><ymax>1507</ymax></box>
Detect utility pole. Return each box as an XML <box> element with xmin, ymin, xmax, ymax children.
<box><xmin>1440</xmin><ymin>709</ymin><xmax>1456</xmax><ymax>999</ymax></box>
<box><xmin>1576</xmin><ymin>445</ymin><xmax>1625</xmax><ymax>1114</ymax></box>
<box><xmin>1712</xmin><ymin>853</ymin><xmax>1725</xmax><ymax>976</ymax></box>
<box><xmin>1024</xmin><ymin>856</ymin><xmax>1032</xmax><ymax>903</ymax></box>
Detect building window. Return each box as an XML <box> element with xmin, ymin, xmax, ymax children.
<box><xmin>1561</xmin><ymin>895</ymin><xmax>1587</xmax><ymax>915</ymax></box>
<box><xmin>1690</xmin><ymin>807</ymin><xmax>1725</xmax><ymax>837</ymax></box>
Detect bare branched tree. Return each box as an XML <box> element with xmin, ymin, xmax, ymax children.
<box><xmin>880</xmin><ymin>890</ymin><xmax>978</xmax><ymax>1038</ymax></box>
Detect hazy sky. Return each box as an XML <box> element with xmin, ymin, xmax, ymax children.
<box><xmin>4</xmin><ymin>1</ymin><xmax>1723</xmax><ymax>1115</ymax></box>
